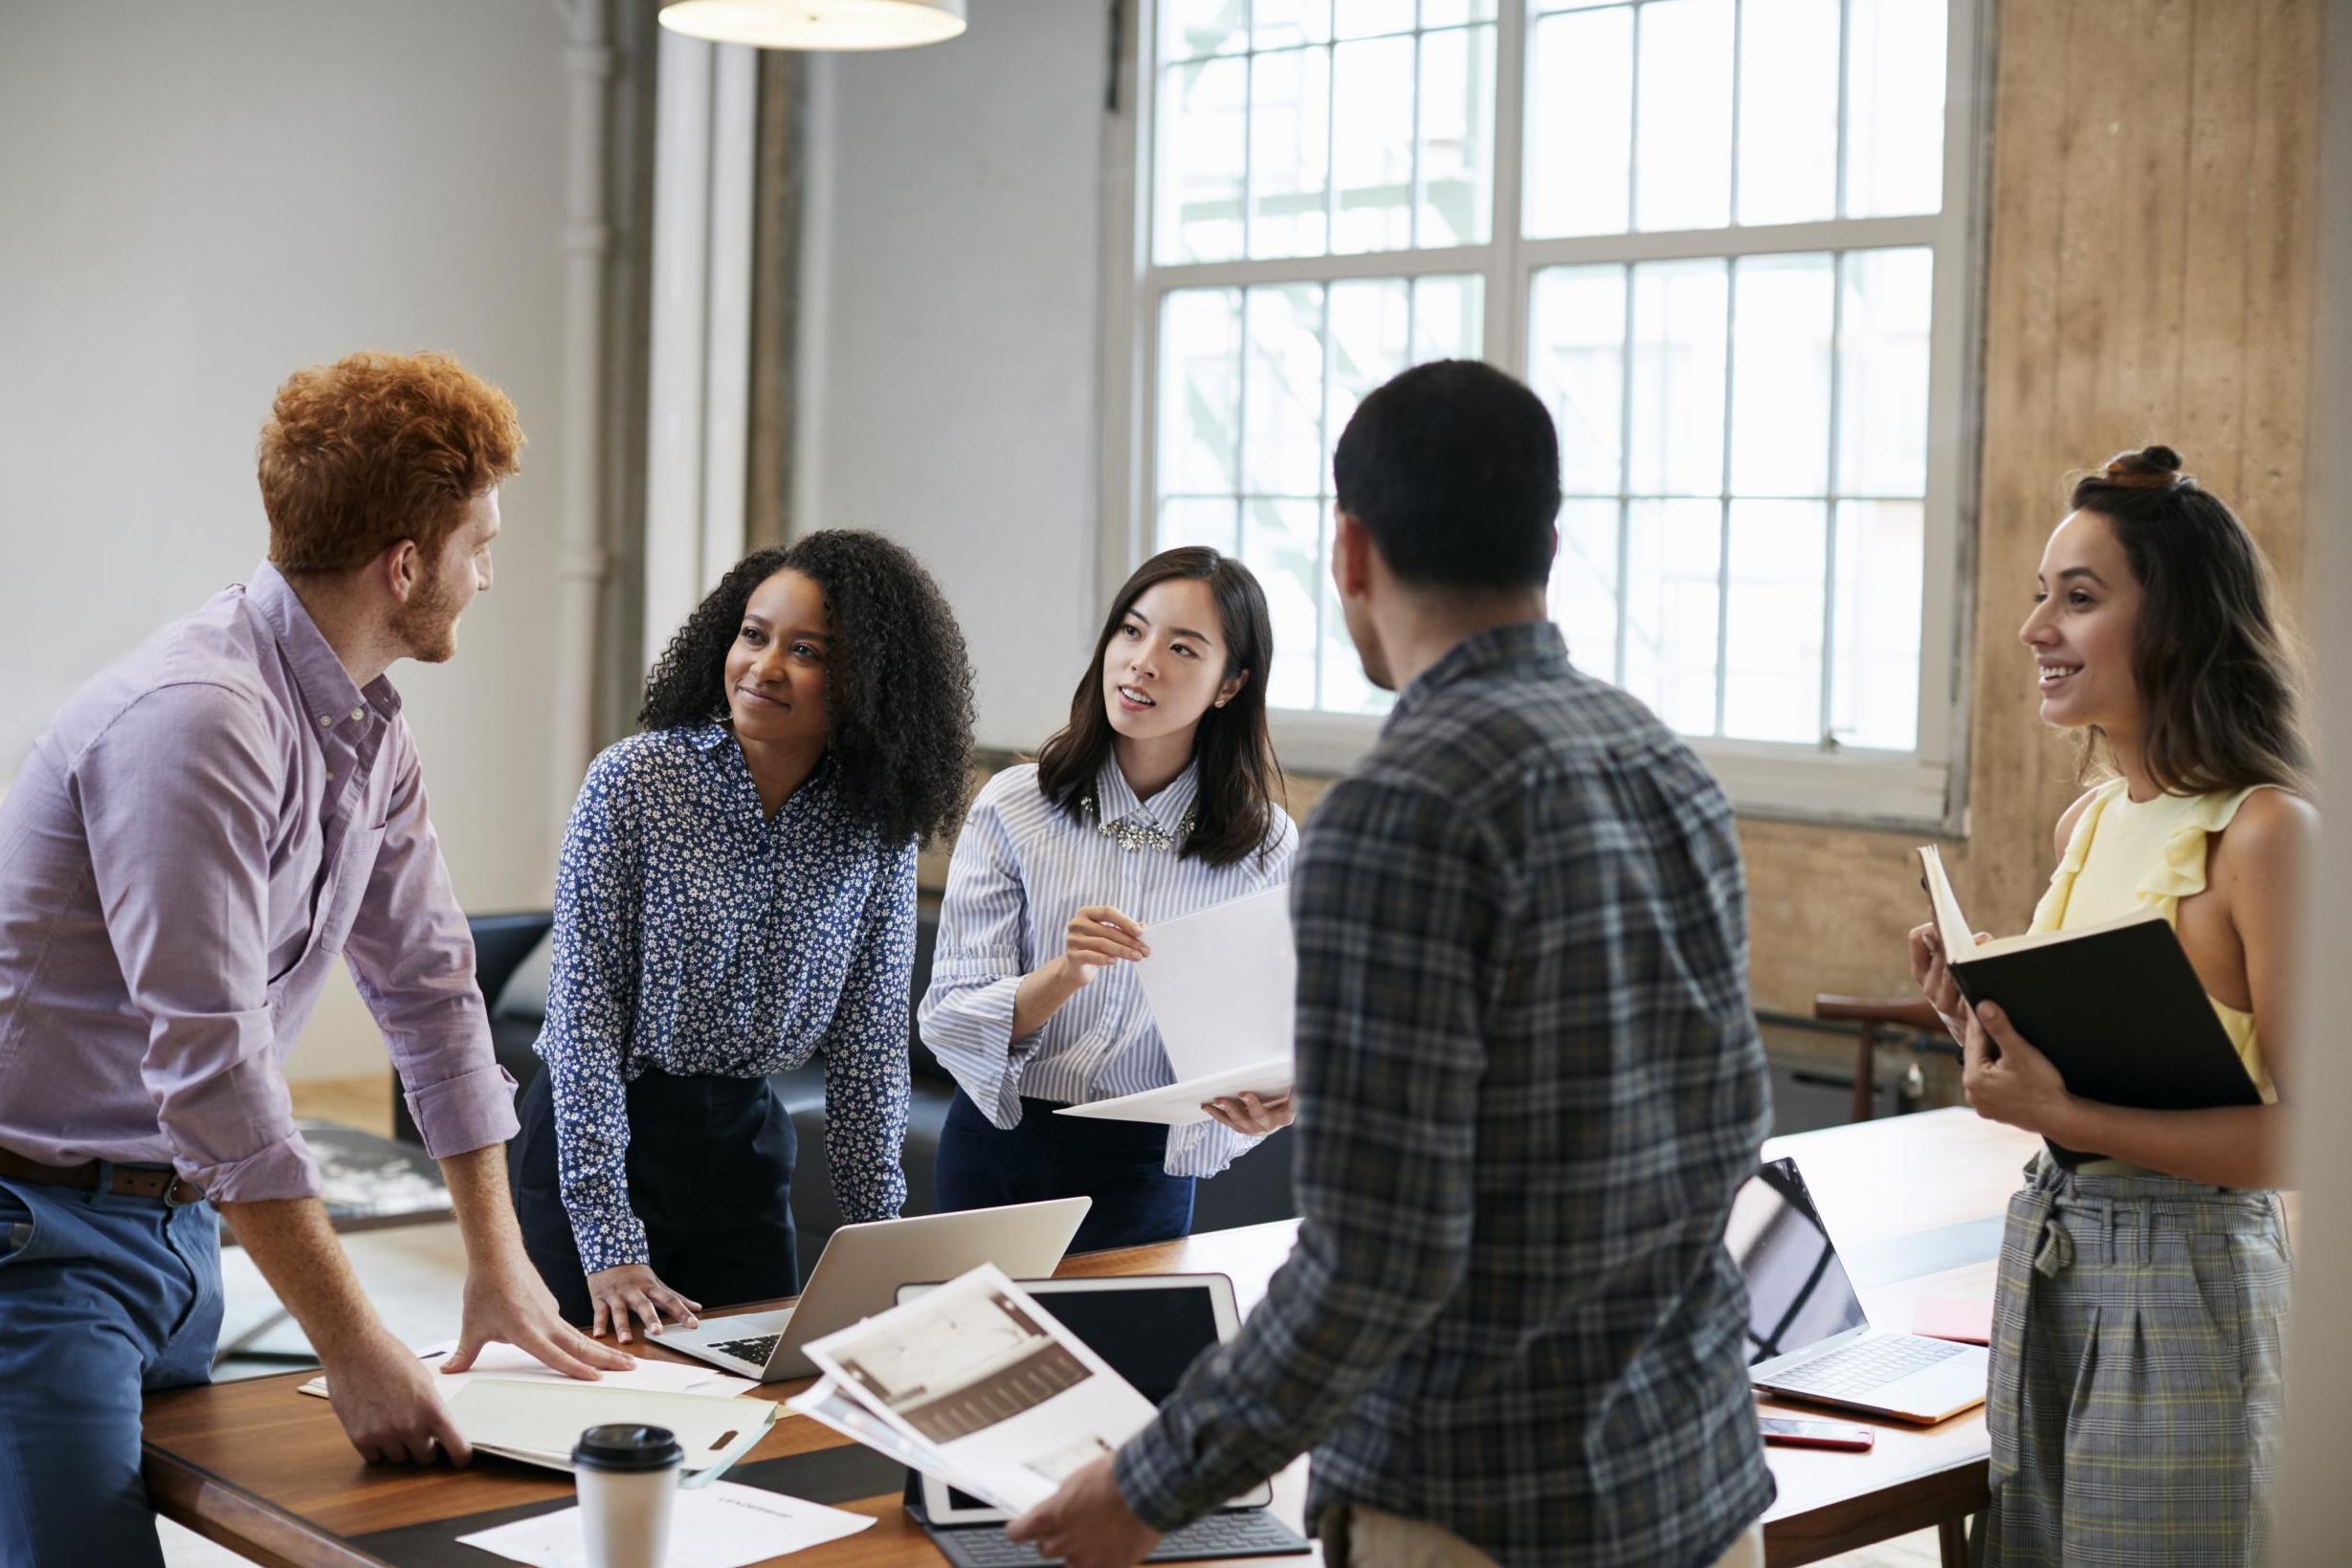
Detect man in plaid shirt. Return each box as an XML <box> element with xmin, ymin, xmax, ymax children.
<box><xmin>1012</xmin><ymin>360</ymin><xmax>1776</xmax><ymax>1567</ymax></box>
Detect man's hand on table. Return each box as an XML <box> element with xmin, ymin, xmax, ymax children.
<box><xmin>1007</xmin><ymin>1455</ymin><xmax>1162</xmax><ymax>1568</ymax></box>
<box><xmin>323</xmin><ymin>1328</ymin><xmax>475</xmax><ymax>1467</ymax></box>
<box><xmin>442</xmin><ymin>1244</ymin><xmax>633</xmax><ymax>1378</ymax></box>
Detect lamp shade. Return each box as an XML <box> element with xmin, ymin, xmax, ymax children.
<box><xmin>656</xmin><ymin>0</ymin><xmax>965</xmax><ymax>51</ymax></box>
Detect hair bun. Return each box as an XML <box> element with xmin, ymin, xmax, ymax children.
<box><xmin>2098</xmin><ymin>446</ymin><xmax>2186</xmax><ymax>490</ymax></box>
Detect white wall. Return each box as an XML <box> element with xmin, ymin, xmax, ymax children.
<box><xmin>1</xmin><ymin>1</ymin><xmax>578</xmax><ymax>1078</ymax></box>
<box><xmin>795</xmin><ymin>0</ymin><xmax>1110</xmax><ymax>752</ymax></box>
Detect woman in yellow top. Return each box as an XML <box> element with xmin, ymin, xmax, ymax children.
<box><xmin>1910</xmin><ymin>446</ymin><xmax>2313</xmax><ymax>1567</ymax></box>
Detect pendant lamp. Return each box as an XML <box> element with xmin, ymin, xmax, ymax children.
<box><xmin>656</xmin><ymin>0</ymin><xmax>966</xmax><ymax>51</ymax></box>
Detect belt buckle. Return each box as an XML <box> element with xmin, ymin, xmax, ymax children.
<box><xmin>164</xmin><ymin>1177</ymin><xmax>205</xmax><ymax>1208</ymax></box>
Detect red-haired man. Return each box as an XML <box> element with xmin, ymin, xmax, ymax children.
<box><xmin>0</xmin><ymin>352</ymin><xmax>630</xmax><ymax>1568</ymax></box>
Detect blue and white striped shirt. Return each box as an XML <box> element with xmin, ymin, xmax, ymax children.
<box><xmin>918</xmin><ymin>758</ymin><xmax>1297</xmax><ymax>1179</ymax></box>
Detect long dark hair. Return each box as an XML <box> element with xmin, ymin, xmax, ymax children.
<box><xmin>637</xmin><ymin>531</ymin><xmax>977</xmax><ymax>846</ymax></box>
<box><xmin>2068</xmin><ymin>446</ymin><xmax>2311</xmax><ymax>797</ymax></box>
<box><xmin>1033</xmin><ymin>547</ymin><xmax>1284</xmax><ymax>867</ymax></box>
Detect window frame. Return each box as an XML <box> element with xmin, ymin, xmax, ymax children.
<box><xmin>1099</xmin><ymin>0</ymin><xmax>1990</xmax><ymax>832</ymax></box>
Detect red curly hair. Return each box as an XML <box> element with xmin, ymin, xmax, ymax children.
<box><xmin>258</xmin><ymin>351</ymin><xmax>524</xmax><ymax>574</ymax></box>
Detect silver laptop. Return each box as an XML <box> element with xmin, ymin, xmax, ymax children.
<box><xmin>1733</xmin><ymin>1157</ymin><xmax>1988</xmax><ymax>1424</ymax></box>
<box><xmin>664</xmin><ymin>1198</ymin><xmax>1091</xmax><ymax>1383</ymax></box>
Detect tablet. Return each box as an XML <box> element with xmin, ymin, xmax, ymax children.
<box><xmin>893</xmin><ymin>1273</ymin><xmax>1275</xmax><ymax>1526</ymax></box>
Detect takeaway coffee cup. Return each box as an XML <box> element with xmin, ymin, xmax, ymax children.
<box><xmin>572</xmin><ymin>1423</ymin><xmax>683</xmax><ymax>1568</ymax></box>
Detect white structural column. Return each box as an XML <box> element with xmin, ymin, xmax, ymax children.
<box><xmin>2274</xmin><ymin>0</ymin><xmax>2352</xmax><ymax>1552</ymax></box>
<box><xmin>547</xmin><ymin>0</ymin><xmax>616</xmax><ymax>869</ymax></box>
<box><xmin>643</xmin><ymin>26</ymin><xmax>758</xmax><ymax>655</ymax></box>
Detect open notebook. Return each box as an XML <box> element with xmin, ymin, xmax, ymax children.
<box><xmin>1917</xmin><ymin>845</ymin><xmax>2263</xmax><ymax>1163</ymax></box>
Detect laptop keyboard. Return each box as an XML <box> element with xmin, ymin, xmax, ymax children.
<box><xmin>704</xmin><ymin>1334</ymin><xmax>782</xmax><ymax>1364</ymax></box>
<box><xmin>929</xmin><ymin>1512</ymin><xmax>1310</xmax><ymax>1565</ymax></box>
<box><xmin>1774</xmin><ymin>1333</ymin><xmax>1964</xmax><ymax>1398</ymax></box>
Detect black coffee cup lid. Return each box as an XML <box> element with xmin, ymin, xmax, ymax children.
<box><xmin>572</xmin><ymin>1424</ymin><xmax>684</xmax><ymax>1472</ymax></box>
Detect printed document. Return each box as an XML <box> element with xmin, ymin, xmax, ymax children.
<box><xmin>792</xmin><ymin>1264</ymin><xmax>1160</xmax><ymax>1513</ymax></box>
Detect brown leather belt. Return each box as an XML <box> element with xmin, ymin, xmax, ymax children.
<box><xmin>0</xmin><ymin>1146</ymin><xmax>206</xmax><ymax>1206</ymax></box>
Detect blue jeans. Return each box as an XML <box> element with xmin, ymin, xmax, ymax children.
<box><xmin>0</xmin><ymin>1173</ymin><xmax>222</xmax><ymax>1568</ymax></box>
<box><xmin>934</xmin><ymin>1091</ymin><xmax>1195</xmax><ymax>1253</ymax></box>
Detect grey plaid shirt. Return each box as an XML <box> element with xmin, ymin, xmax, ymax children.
<box><xmin>1113</xmin><ymin>622</ymin><xmax>1776</xmax><ymax>1564</ymax></box>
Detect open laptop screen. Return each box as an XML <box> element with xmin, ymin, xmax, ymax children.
<box><xmin>1726</xmin><ymin>1157</ymin><xmax>1870</xmax><ymax>1366</ymax></box>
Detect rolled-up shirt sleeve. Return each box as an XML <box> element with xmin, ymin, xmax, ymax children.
<box><xmin>538</xmin><ymin>756</ymin><xmax>650</xmax><ymax>1272</ymax></box>
<box><xmin>818</xmin><ymin>840</ymin><xmax>916</xmax><ymax>1225</ymax></box>
<box><xmin>74</xmin><ymin>683</ymin><xmax>321</xmax><ymax>1203</ymax></box>
<box><xmin>917</xmin><ymin>785</ymin><xmax>1035</xmax><ymax>1128</ymax></box>
<box><xmin>341</xmin><ymin>718</ymin><xmax>517</xmax><ymax>1159</ymax></box>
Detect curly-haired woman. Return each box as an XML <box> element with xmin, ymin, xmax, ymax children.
<box><xmin>919</xmin><ymin>547</ymin><xmax>1297</xmax><ymax>1253</ymax></box>
<box><xmin>1910</xmin><ymin>448</ymin><xmax>2313</xmax><ymax>1564</ymax></box>
<box><xmin>513</xmin><ymin>532</ymin><xmax>975</xmax><ymax>1338</ymax></box>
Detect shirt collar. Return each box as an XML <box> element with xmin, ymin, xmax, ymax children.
<box><xmin>244</xmin><ymin>560</ymin><xmax>400</xmax><ymax>737</ymax></box>
<box><xmin>1390</xmin><ymin>620</ymin><xmax>1568</xmax><ymax>721</ymax></box>
<box><xmin>1093</xmin><ymin>754</ymin><xmax>1201</xmax><ymax>829</ymax></box>
<box><xmin>693</xmin><ymin>721</ymin><xmax>840</xmax><ymax>792</ymax></box>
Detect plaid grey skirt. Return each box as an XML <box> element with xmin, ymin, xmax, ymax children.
<box><xmin>1978</xmin><ymin>1155</ymin><xmax>2291</xmax><ymax>1566</ymax></box>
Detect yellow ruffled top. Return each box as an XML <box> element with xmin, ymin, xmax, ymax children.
<box><xmin>2028</xmin><ymin>776</ymin><xmax>2274</xmax><ymax>1102</ymax></box>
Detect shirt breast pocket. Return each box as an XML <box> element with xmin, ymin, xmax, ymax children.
<box><xmin>316</xmin><ymin>820</ymin><xmax>388</xmax><ymax>957</ymax></box>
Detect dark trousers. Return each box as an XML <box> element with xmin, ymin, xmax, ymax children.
<box><xmin>934</xmin><ymin>1089</ymin><xmax>1195</xmax><ymax>1254</ymax></box>
<box><xmin>512</xmin><ymin>1066</ymin><xmax>798</xmax><ymax>1325</ymax></box>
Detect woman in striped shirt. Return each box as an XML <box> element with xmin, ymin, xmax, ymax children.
<box><xmin>920</xmin><ymin>547</ymin><xmax>1298</xmax><ymax>1252</ymax></box>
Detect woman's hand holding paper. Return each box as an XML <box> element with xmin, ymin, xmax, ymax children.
<box><xmin>1202</xmin><ymin>1091</ymin><xmax>1294</xmax><ymax>1136</ymax></box>
<box><xmin>1059</xmin><ymin>905</ymin><xmax>1150</xmax><ymax>986</ymax></box>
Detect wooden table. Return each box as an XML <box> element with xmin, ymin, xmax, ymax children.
<box><xmin>144</xmin><ymin>1109</ymin><xmax>2037</xmax><ymax>1568</ymax></box>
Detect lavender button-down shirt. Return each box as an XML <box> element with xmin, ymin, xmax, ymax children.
<box><xmin>0</xmin><ymin>562</ymin><xmax>518</xmax><ymax>1202</ymax></box>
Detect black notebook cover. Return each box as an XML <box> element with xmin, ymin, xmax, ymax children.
<box><xmin>1951</xmin><ymin>917</ymin><xmax>2262</xmax><ymax>1165</ymax></box>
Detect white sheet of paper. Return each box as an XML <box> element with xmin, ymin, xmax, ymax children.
<box><xmin>1053</xmin><ymin>1055</ymin><xmax>1295</xmax><ymax>1127</ymax></box>
<box><xmin>455</xmin><ymin>1480</ymin><xmax>874</xmax><ymax>1568</ymax></box>
<box><xmin>299</xmin><ymin>1338</ymin><xmax>757</xmax><ymax>1402</ymax></box>
<box><xmin>1135</xmin><ymin>887</ymin><xmax>1295</xmax><ymax>1079</ymax></box>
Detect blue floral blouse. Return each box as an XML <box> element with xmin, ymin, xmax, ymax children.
<box><xmin>537</xmin><ymin>723</ymin><xmax>913</xmax><ymax>1271</ymax></box>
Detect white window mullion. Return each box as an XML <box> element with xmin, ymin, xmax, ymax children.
<box><xmin>1487</xmin><ymin>1</ymin><xmax>1530</xmax><ymax>377</ymax></box>
<box><xmin>1835</xmin><ymin>0</ymin><xmax>1855</xmax><ymax>218</ymax></box>
<box><xmin>1314</xmin><ymin>278</ymin><xmax>1335</xmax><ymax>710</ymax></box>
<box><xmin>1728</xmin><ymin>0</ymin><xmax>1747</xmax><ymax>229</ymax></box>
<box><xmin>1625</xmin><ymin>3</ymin><xmax>1645</xmax><ymax>237</ymax></box>
<box><xmin>1714</xmin><ymin>263</ymin><xmax>1739</xmax><ymax>739</ymax></box>
<box><xmin>1612</xmin><ymin>263</ymin><xmax>1636</xmax><ymax>687</ymax></box>
<box><xmin>1821</xmin><ymin>248</ymin><xmax>1850</xmax><ymax>744</ymax></box>
<box><xmin>1143</xmin><ymin>241</ymin><xmax>1498</xmax><ymax>291</ymax></box>
<box><xmin>1520</xmin><ymin>214</ymin><xmax>1940</xmax><ymax>270</ymax></box>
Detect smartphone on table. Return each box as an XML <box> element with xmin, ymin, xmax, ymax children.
<box><xmin>1758</xmin><ymin>1417</ymin><xmax>1875</xmax><ymax>1451</ymax></box>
